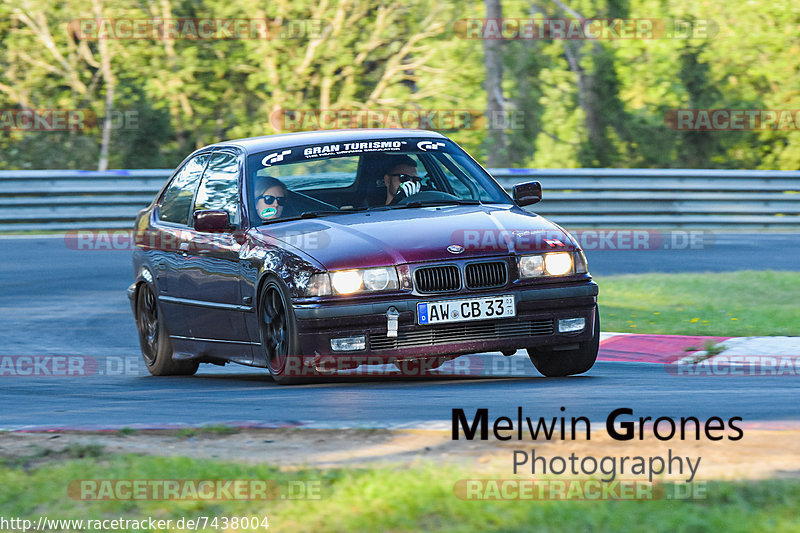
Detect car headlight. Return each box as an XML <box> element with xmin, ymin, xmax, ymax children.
<box><xmin>518</xmin><ymin>254</ymin><xmax>545</xmax><ymax>277</ymax></box>
<box><xmin>518</xmin><ymin>252</ymin><xmax>587</xmax><ymax>278</ymax></box>
<box><xmin>544</xmin><ymin>252</ymin><xmax>572</xmax><ymax>276</ymax></box>
<box><xmin>307</xmin><ymin>267</ymin><xmax>400</xmax><ymax>296</ymax></box>
<box><xmin>331</xmin><ymin>270</ymin><xmax>363</xmax><ymax>294</ymax></box>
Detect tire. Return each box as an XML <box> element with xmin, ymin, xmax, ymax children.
<box><xmin>258</xmin><ymin>276</ymin><xmax>307</xmax><ymax>385</ymax></box>
<box><xmin>527</xmin><ymin>307</ymin><xmax>599</xmax><ymax>377</ymax></box>
<box><xmin>135</xmin><ymin>282</ymin><xmax>199</xmax><ymax>376</ymax></box>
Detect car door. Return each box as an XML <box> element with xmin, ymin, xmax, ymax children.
<box><xmin>171</xmin><ymin>149</ymin><xmax>254</xmax><ymax>364</ymax></box>
<box><xmin>152</xmin><ymin>151</ymin><xmax>211</xmax><ymax>338</ymax></box>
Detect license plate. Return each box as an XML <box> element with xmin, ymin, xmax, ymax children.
<box><xmin>417</xmin><ymin>295</ymin><xmax>515</xmax><ymax>325</ymax></box>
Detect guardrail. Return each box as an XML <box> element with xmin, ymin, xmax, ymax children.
<box><xmin>491</xmin><ymin>168</ymin><xmax>800</xmax><ymax>228</ymax></box>
<box><xmin>1</xmin><ymin>168</ymin><xmax>799</xmax><ymax>232</ymax></box>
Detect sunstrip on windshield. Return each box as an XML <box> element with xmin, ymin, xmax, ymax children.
<box><xmin>302</xmin><ymin>140</ymin><xmax>407</xmax><ymax>159</ymax></box>
<box><xmin>255</xmin><ymin>138</ymin><xmax>454</xmax><ymax>168</ymax></box>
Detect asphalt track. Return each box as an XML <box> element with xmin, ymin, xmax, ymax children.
<box><xmin>1</xmin><ymin>233</ymin><xmax>799</xmax><ymax>430</ymax></box>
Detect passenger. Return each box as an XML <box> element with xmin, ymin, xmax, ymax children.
<box><xmin>254</xmin><ymin>176</ymin><xmax>288</xmax><ymax>221</ymax></box>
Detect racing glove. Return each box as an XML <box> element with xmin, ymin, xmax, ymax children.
<box><xmin>396</xmin><ymin>180</ymin><xmax>421</xmax><ymax>199</ymax></box>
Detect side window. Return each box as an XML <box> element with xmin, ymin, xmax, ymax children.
<box><xmin>159</xmin><ymin>153</ymin><xmax>209</xmax><ymax>224</ymax></box>
<box><xmin>194</xmin><ymin>151</ymin><xmax>240</xmax><ymax>225</ymax></box>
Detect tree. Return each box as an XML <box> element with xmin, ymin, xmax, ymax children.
<box><xmin>482</xmin><ymin>0</ymin><xmax>509</xmax><ymax>166</ymax></box>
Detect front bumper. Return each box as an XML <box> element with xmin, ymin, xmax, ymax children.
<box><xmin>292</xmin><ymin>282</ymin><xmax>598</xmax><ymax>361</ymax></box>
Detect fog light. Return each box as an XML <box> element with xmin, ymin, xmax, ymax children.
<box><xmin>558</xmin><ymin>317</ymin><xmax>585</xmax><ymax>333</ymax></box>
<box><xmin>330</xmin><ymin>335</ymin><xmax>366</xmax><ymax>351</ymax></box>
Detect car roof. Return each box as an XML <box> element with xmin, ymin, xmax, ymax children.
<box><xmin>205</xmin><ymin>128</ymin><xmax>448</xmax><ymax>155</ymax></box>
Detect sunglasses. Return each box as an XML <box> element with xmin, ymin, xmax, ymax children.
<box><xmin>388</xmin><ymin>173</ymin><xmax>420</xmax><ymax>182</ymax></box>
<box><xmin>256</xmin><ymin>194</ymin><xmax>287</xmax><ymax>205</ymax></box>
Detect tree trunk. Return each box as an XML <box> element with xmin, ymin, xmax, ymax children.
<box><xmin>562</xmin><ymin>42</ymin><xmax>602</xmax><ymax>150</ymax></box>
<box><xmin>483</xmin><ymin>0</ymin><xmax>508</xmax><ymax>167</ymax></box>
<box><xmin>94</xmin><ymin>0</ymin><xmax>114</xmax><ymax>171</ymax></box>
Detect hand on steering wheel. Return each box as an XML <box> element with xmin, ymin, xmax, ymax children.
<box><xmin>390</xmin><ymin>180</ymin><xmax>422</xmax><ymax>205</ymax></box>
<box><xmin>398</xmin><ymin>180</ymin><xmax>421</xmax><ymax>198</ymax></box>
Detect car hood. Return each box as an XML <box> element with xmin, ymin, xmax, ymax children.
<box><xmin>255</xmin><ymin>205</ymin><xmax>576</xmax><ymax>271</ymax></box>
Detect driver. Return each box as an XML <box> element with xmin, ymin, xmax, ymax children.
<box><xmin>254</xmin><ymin>176</ymin><xmax>289</xmax><ymax>221</ymax></box>
<box><xmin>382</xmin><ymin>155</ymin><xmax>422</xmax><ymax>205</ymax></box>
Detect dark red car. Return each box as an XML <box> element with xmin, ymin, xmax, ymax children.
<box><xmin>128</xmin><ymin>129</ymin><xmax>599</xmax><ymax>383</ymax></box>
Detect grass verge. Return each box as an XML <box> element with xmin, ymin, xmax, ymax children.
<box><xmin>596</xmin><ymin>270</ymin><xmax>800</xmax><ymax>336</ymax></box>
<box><xmin>1</xmin><ymin>454</ymin><xmax>798</xmax><ymax>532</ymax></box>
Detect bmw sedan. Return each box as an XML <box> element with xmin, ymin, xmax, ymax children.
<box><xmin>128</xmin><ymin>129</ymin><xmax>599</xmax><ymax>383</ymax></box>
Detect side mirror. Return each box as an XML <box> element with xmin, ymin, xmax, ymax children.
<box><xmin>512</xmin><ymin>181</ymin><xmax>542</xmax><ymax>207</ymax></box>
<box><xmin>193</xmin><ymin>209</ymin><xmax>231</xmax><ymax>232</ymax></box>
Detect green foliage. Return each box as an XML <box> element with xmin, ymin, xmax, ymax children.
<box><xmin>1</xmin><ymin>453</ymin><xmax>799</xmax><ymax>532</ymax></box>
<box><xmin>0</xmin><ymin>0</ymin><xmax>798</xmax><ymax>169</ymax></box>
<box><xmin>674</xmin><ymin>42</ymin><xmax>725</xmax><ymax>168</ymax></box>
<box><xmin>176</xmin><ymin>425</ymin><xmax>241</xmax><ymax>438</ymax></box>
<box><xmin>598</xmin><ymin>270</ymin><xmax>800</xmax><ymax>335</ymax></box>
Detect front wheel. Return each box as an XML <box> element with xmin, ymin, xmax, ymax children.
<box><xmin>258</xmin><ymin>277</ymin><xmax>307</xmax><ymax>385</ymax></box>
<box><xmin>135</xmin><ymin>282</ymin><xmax>198</xmax><ymax>376</ymax></box>
<box><xmin>527</xmin><ymin>307</ymin><xmax>599</xmax><ymax>377</ymax></box>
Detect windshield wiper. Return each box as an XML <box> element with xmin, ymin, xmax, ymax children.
<box><xmin>300</xmin><ymin>207</ymin><xmax>368</xmax><ymax>218</ymax></box>
<box><xmin>387</xmin><ymin>199</ymin><xmax>482</xmax><ymax>209</ymax></box>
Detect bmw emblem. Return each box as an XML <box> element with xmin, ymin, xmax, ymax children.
<box><xmin>447</xmin><ymin>244</ymin><xmax>465</xmax><ymax>254</ymax></box>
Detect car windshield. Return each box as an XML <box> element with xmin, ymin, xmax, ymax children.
<box><xmin>245</xmin><ymin>138</ymin><xmax>511</xmax><ymax>225</ymax></box>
